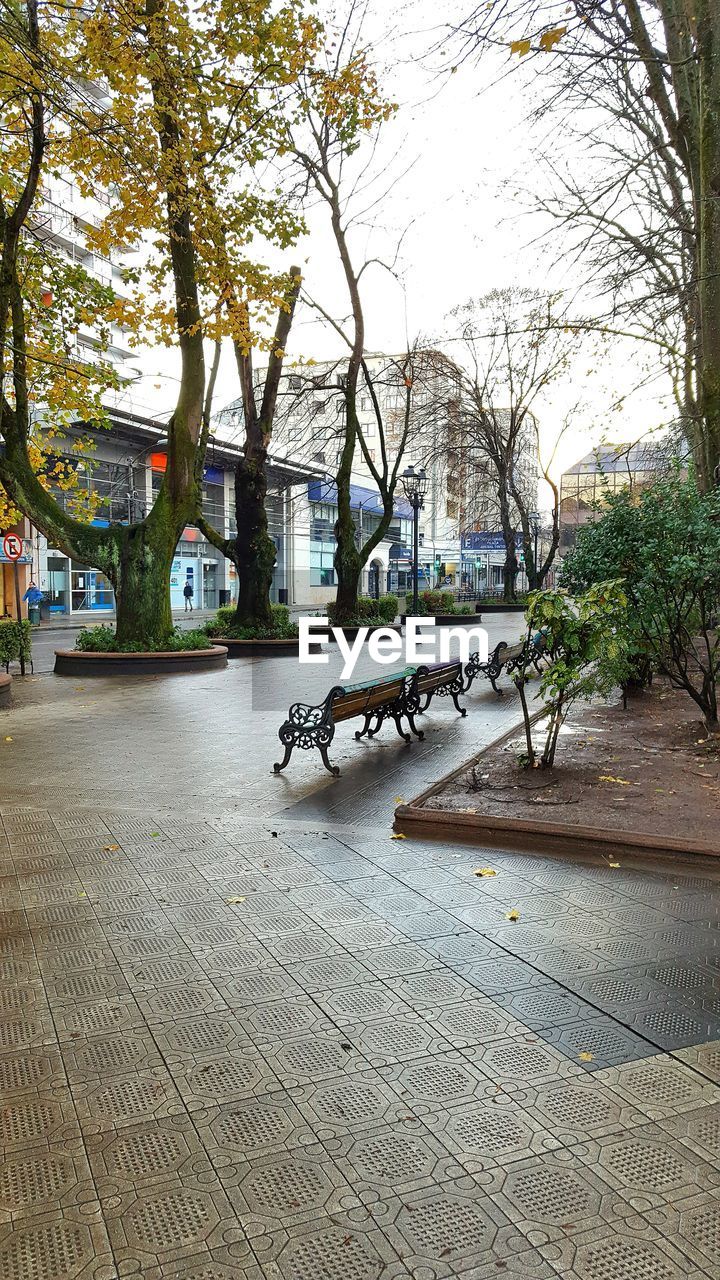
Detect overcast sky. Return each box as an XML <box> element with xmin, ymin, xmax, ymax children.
<box><xmin>126</xmin><ymin>0</ymin><xmax>674</xmax><ymax>505</ymax></box>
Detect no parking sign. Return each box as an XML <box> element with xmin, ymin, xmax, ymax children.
<box><xmin>2</xmin><ymin>532</ymin><xmax>23</xmax><ymax>562</ymax></box>
<box><xmin>2</xmin><ymin>531</ymin><xmax>29</xmax><ymax>675</ymax></box>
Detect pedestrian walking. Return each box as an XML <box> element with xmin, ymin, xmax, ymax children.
<box><xmin>183</xmin><ymin>579</ymin><xmax>194</xmax><ymax>612</ymax></box>
<box><xmin>22</xmin><ymin>581</ymin><xmax>43</xmax><ymax>606</ymax></box>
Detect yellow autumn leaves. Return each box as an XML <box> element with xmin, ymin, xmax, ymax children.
<box><xmin>509</xmin><ymin>27</ymin><xmax>566</xmax><ymax>57</ymax></box>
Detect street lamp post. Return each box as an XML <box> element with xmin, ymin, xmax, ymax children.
<box><xmin>529</xmin><ymin>510</ymin><xmax>540</xmax><ymax>587</ymax></box>
<box><xmin>401</xmin><ymin>465</ymin><xmax>428</xmax><ymax>615</ymax></box>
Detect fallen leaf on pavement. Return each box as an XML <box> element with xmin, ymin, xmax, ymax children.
<box><xmin>598</xmin><ymin>775</ymin><xmax>631</xmax><ymax>785</ymax></box>
<box><xmin>4</xmin><ymin>736</ymin><xmax>12</xmax><ymax>742</ymax></box>
<box><xmin>578</xmin><ymin>1051</ymin><xmax>594</xmax><ymax>1062</ymax></box>
<box><xmin>474</xmin><ymin>867</ymin><xmax>497</xmax><ymax>877</ymax></box>
<box><xmin>102</xmin><ymin>844</ymin><xmax>121</xmax><ymax>853</ymax></box>
<box><xmin>505</xmin><ymin>909</ymin><xmax>520</xmax><ymax>922</ymax></box>
<box><xmin>390</xmin><ymin>833</ymin><xmax>407</xmax><ymax>840</ymax></box>
<box><xmin>226</xmin><ymin>896</ymin><xmax>246</xmax><ymax>904</ymax></box>
<box><xmin>393</xmin><ymin>796</ymin><xmax>404</xmax><ymax>804</ymax></box>
<box><xmin>609</xmin><ymin>861</ymin><xmax>621</xmax><ymax>868</ymax></box>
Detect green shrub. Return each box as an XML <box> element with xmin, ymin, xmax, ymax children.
<box><xmin>75</xmin><ymin>626</ymin><xmax>212</xmax><ymax>653</ymax></box>
<box><xmin>204</xmin><ymin>601</ymin><xmax>297</xmax><ymax>641</ymax></box>
<box><xmin>561</xmin><ymin>475</ymin><xmax>720</xmax><ymax>725</ymax></box>
<box><xmin>411</xmin><ymin>590</ymin><xmax>468</xmax><ymax>616</ymax></box>
<box><xmin>511</xmin><ymin>582</ymin><xmax>631</xmax><ymax>768</ymax></box>
<box><xmin>0</xmin><ymin>619</ymin><xmax>32</xmax><ymax>668</ymax></box>
<box><xmin>327</xmin><ymin>594</ymin><xmax>399</xmax><ymax>627</ymax></box>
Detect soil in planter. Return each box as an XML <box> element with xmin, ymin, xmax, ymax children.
<box><xmin>423</xmin><ymin>677</ymin><xmax>720</xmax><ymax>849</ymax></box>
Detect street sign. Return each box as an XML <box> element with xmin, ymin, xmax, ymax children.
<box><xmin>2</xmin><ymin>532</ymin><xmax>28</xmax><ymax>675</ymax></box>
<box><xmin>2</xmin><ymin>532</ymin><xmax>23</xmax><ymax>562</ymax></box>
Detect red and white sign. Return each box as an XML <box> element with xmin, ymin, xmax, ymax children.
<box><xmin>2</xmin><ymin>533</ymin><xmax>23</xmax><ymax>562</ymax></box>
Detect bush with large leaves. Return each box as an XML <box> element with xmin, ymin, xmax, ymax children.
<box><xmin>561</xmin><ymin>477</ymin><xmax>720</xmax><ymax>727</ymax></box>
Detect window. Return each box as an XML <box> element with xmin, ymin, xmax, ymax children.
<box><xmin>310</xmin><ymin>540</ymin><xmax>335</xmax><ymax>586</ymax></box>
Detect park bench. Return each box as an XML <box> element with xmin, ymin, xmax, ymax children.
<box><xmin>273</xmin><ymin>667</ymin><xmax>416</xmax><ymax>777</ymax></box>
<box><xmin>464</xmin><ymin>639</ymin><xmax>521</xmax><ymax>695</ymax></box>
<box><xmin>405</xmin><ymin>661</ymin><xmax>467</xmax><ymax>738</ymax></box>
<box><xmin>464</xmin><ymin>631</ymin><xmax>549</xmax><ymax>696</ymax></box>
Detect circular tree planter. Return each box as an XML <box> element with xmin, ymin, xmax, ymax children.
<box><xmin>322</xmin><ymin>623</ymin><xmax>402</xmax><ymax>642</ymax></box>
<box><xmin>210</xmin><ymin>637</ymin><xmax>323</xmax><ymax>658</ymax></box>
<box><xmin>401</xmin><ymin>615</ymin><xmax>482</xmax><ymax>627</ymax></box>
<box><xmin>0</xmin><ymin>673</ymin><xmax>11</xmax><ymax>708</ymax></box>
<box><xmin>54</xmin><ymin>645</ymin><xmax>228</xmax><ymax>677</ymax></box>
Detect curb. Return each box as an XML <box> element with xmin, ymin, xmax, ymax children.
<box><xmin>393</xmin><ymin>712</ymin><xmax>719</xmax><ymax>863</ymax></box>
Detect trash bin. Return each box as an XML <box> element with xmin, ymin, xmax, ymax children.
<box><xmin>219</xmin><ymin>589</ymin><xmax>230</xmax><ymax>606</ymax></box>
<box><xmin>29</xmin><ymin>605</ymin><xmax>41</xmax><ymax>626</ymax></box>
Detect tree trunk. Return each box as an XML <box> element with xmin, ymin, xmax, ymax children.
<box><xmin>112</xmin><ymin>520</ymin><xmax>178</xmax><ymax>646</ymax></box>
<box><xmin>696</xmin><ymin>0</ymin><xmax>720</xmax><ymax>488</ymax></box>
<box><xmin>231</xmin><ymin>452</ymin><xmax>276</xmax><ymax>630</ymax></box>
<box><xmin>333</xmin><ymin>505</ymin><xmax>363</xmax><ymax>623</ymax></box>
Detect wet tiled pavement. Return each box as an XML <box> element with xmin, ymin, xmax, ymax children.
<box><xmin>1</xmin><ymin>806</ymin><xmax>720</xmax><ymax>1279</ymax></box>
<box><xmin>2</xmin><ymin>631</ymin><xmax>720</xmax><ymax>1278</ymax></box>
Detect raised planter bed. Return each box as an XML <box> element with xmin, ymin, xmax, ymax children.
<box><xmin>475</xmin><ymin>603</ymin><xmax>527</xmax><ymax>614</ymax></box>
<box><xmin>0</xmin><ymin>673</ymin><xmax>11</xmax><ymax>708</ymax></box>
<box><xmin>394</xmin><ymin>684</ymin><xmax>720</xmax><ymax>862</ymax></box>
<box><xmin>210</xmin><ymin>636</ymin><xmax>322</xmax><ymax>658</ymax></box>
<box><xmin>54</xmin><ymin>646</ymin><xmax>228</xmax><ymax>677</ymax></box>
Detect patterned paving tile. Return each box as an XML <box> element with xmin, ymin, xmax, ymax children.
<box><xmin>0</xmin><ymin>1213</ymin><xmax>115</xmax><ymax>1280</ymax></box>
<box><xmin>538</xmin><ymin>1219</ymin><xmax>713</xmax><ymax>1279</ymax></box>
<box><xmin>85</xmin><ymin>1115</ymin><xmax>216</xmax><ymax>1196</ymax></box>
<box><xmin>572</xmin><ymin>1124</ymin><xmax>720</xmax><ymax>1214</ymax></box>
<box><xmin>346</xmin><ymin>1177</ymin><xmax>538</xmax><ymax>1279</ymax></box>
<box><xmin>2</xmin><ymin>786</ymin><xmax>720</xmax><ymax>1280</ymax></box>
<box><xmin>101</xmin><ymin>1180</ymin><xmax>250</xmax><ymax>1274</ymax></box>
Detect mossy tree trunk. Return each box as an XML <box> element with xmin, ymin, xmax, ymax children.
<box><xmin>197</xmin><ymin>269</ymin><xmax>301</xmax><ymax>633</ymax></box>
<box><xmin>0</xmin><ymin>0</ymin><xmax>208</xmax><ymax>650</ymax></box>
<box><xmin>696</xmin><ymin>0</ymin><xmax>720</xmax><ymax>487</ymax></box>
<box><xmin>231</xmin><ymin>454</ymin><xmax>276</xmax><ymax>630</ymax></box>
<box><xmin>230</xmin><ymin>270</ymin><xmax>301</xmax><ymax>631</ymax></box>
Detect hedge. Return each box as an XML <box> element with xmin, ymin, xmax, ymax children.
<box><xmin>0</xmin><ymin>619</ymin><xmax>32</xmax><ymax>669</ymax></box>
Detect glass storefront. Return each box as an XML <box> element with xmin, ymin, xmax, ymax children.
<box><xmin>70</xmin><ymin>562</ymin><xmax>114</xmax><ymax>612</ymax></box>
<box><xmin>47</xmin><ymin>555</ymin><xmax>69</xmax><ymax>613</ymax></box>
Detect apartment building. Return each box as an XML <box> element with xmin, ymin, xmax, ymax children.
<box><xmin>217</xmin><ymin>353</ymin><xmax>539</xmax><ymax>598</ymax></box>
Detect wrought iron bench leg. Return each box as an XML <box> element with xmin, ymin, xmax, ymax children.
<box><xmin>451</xmin><ymin>691</ymin><xmax>467</xmax><ymax>716</ymax></box>
<box><xmin>273</xmin><ymin>744</ymin><xmax>294</xmax><ymax>774</ymax></box>
<box><xmin>392</xmin><ymin>712</ymin><xmax>412</xmax><ymax>743</ymax></box>
<box><xmin>406</xmin><ymin>711</ymin><xmax>425</xmax><ymax>740</ymax></box>
<box><xmin>319</xmin><ymin>742</ymin><xmax>340</xmax><ymax>776</ymax></box>
<box><xmin>274</xmin><ymin>691</ymin><xmax>341</xmax><ymax>776</ymax></box>
<box><xmin>355</xmin><ymin>711</ymin><xmax>378</xmax><ymax>741</ymax></box>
